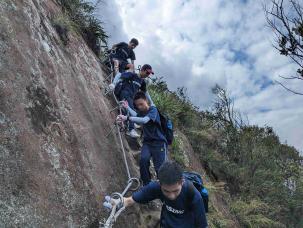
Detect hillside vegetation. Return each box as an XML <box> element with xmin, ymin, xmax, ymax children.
<box><xmin>149</xmin><ymin>79</ymin><xmax>303</xmax><ymax>227</ymax></box>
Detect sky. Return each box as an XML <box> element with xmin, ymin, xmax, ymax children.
<box><xmin>92</xmin><ymin>0</ymin><xmax>303</xmax><ymax>153</ymax></box>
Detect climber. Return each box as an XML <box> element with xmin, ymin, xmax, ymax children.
<box><xmin>110</xmin><ymin>38</ymin><xmax>139</xmax><ymax>74</ymax></box>
<box><xmin>108</xmin><ymin>161</ymin><xmax>208</xmax><ymax>228</ymax></box>
<box><xmin>113</xmin><ymin>64</ymin><xmax>154</xmax><ymax>138</ymax></box>
<box><xmin>116</xmin><ymin>91</ymin><xmax>168</xmax><ymax>185</ymax></box>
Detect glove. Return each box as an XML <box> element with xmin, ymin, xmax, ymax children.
<box><xmin>103</xmin><ymin>201</ymin><xmax>113</xmax><ymax>211</ymax></box>
<box><xmin>103</xmin><ymin>195</ymin><xmax>123</xmax><ymax>210</ymax></box>
<box><xmin>109</xmin><ymin>83</ymin><xmax>115</xmax><ymax>91</ymax></box>
<box><xmin>116</xmin><ymin>114</ymin><xmax>127</xmax><ymax>123</ymax></box>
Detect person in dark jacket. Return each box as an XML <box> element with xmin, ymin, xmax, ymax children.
<box><xmin>117</xmin><ymin>91</ymin><xmax>168</xmax><ymax>184</ymax></box>
<box><xmin>108</xmin><ymin>161</ymin><xmax>208</xmax><ymax>228</ymax></box>
<box><xmin>114</xmin><ymin>64</ymin><xmax>154</xmax><ymax>138</ymax></box>
<box><xmin>110</xmin><ymin>38</ymin><xmax>139</xmax><ymax>74</ymax></box>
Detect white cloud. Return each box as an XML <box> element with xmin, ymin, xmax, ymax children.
<box><xmin>94</xmin><ymin>0</ymin><xmax>303</xmax><ymax>153</ymax></box>
<box><xmin>92</xmin><ymin>0</ymin><xmax>128</xmax><ymax>43</ymax></box>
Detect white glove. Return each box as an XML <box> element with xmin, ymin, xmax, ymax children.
<box><xmin>116</xmin><ymin>115</ymin><xmax>127</xmax><ymax>123</ymax></box>
<box><xmin>109</xmin><ymin>83</ymin><xmax>115</xmax><ymax>91</ymax></box>
<box><xmin>103</xmin><ymin>195</ymin><xmax>123</xmax><ymax>210</ymax></box>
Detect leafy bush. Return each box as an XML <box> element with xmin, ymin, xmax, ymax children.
<box><xmin>149</xmin><ymin>78</ymin><xmax>199</xmax><ymax>129</ymax></box>
<box><xmin>230</xmin><ymin>199</ymin><xmax>285</xmax><ymax>228</ymax></box>
<box><xmin>170</xmin><ymin>134</ymin><xmax>187</xmax><ymax>168</ymax></box>
<box><xmin>56</xmin><ymin>0</ymin><xmax>108</xmax><ymax>56</ymax></box>
<box><xmin>148</xmin><ymin>78</ymin><xmax>303</xmax><ymax>227</ymax></box>
<box><xmin>52</xmin><ymin>16</ymin><xmax>72</xmax><ymax>45</ymax></box>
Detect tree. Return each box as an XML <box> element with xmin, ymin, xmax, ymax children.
<box><xmin>264</xmin><ymin>0</ymin><xmax>303</xmax><ymax>95</ymax></box>
<box><xmin>211</xmin><ymin>84</ymin><xmax>246</xmax><ymax>129</ymax></box>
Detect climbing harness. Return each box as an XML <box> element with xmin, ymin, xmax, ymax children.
<box><xmin>99</xmin><ymin>67</ymin><xmax>140</xmax><ymax>227</ymax></box>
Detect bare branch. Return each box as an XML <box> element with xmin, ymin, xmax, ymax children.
<box><xmin>275</xmin><ymin>80</ymin><xmax>303</xmax><ymax>95</ymax></box>
<box><xmin>291</xmin><ymin>0</ymin><xmax>303</xmax><ymax>22</ymax></box>
<box><xmin>279</xmin><ymin>75</ymin><xmax>303</xmax><ymax>80</ymax></box>
<box><xmin>265</xmin><ymin>0</ymin><xmax>303</xmax><ymax>93</ymax></box>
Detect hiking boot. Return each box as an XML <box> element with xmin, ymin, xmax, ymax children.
<box><xmin>126</xmin><ymin>129</ymin><xmax>140</xmax><ymax>138</ymax></box>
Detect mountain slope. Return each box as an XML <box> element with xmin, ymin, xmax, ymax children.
<box><xmin>0</xmin><ymin>1</ymin><xmax>141</xmax><ymax>226</ymax></box>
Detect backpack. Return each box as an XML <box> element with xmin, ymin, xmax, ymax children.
<box><xmin>158</xmin><ymin>110</ymin><xmax>174</xmax><ymax>145</ymax></box>
<box><xmin>113</xmin><ymin>72</ymin><xmax>136</xmax><ymax>97</ymax></box>
<box><xmin>183</xmin><ymin>171</ymin><xmax>209</xmax><ymax>213</ymax></box>
<box><xmin>114</xmin><ymin>80</ymin><xmax>124</xmax><ymax>97</ymax></box>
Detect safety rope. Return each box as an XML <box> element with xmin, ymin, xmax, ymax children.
<box><xmin>116</xmin><ymin>122</ymin><xmax>131</xmax><ymax>179</ymax></box>
<box><xmin>101</xmin><ymin>193</ymin><xmax>125</xmax><ymax>228</ymax></box>
<box><xmin>99</xmin><ymin>62</ymin><xmax>141</xmax><ymax>228</ymax></box>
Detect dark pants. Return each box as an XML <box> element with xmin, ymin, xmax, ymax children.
<box><xmin>119</xmin><ymin>92</ymin><xmax>134</xmax><ymax>131</ymax></box>
<box><xmin>111</xmin><ymin>57</ymin><xmax>129</xmax><ymax>73</ymax></box>
<box><xmin>118</xmin><ymin>60</ymin><xmax>129</xmax><ymax>73</ymax></box>
<box><xmin>140</xmin><ymin>143</ymin><xmax>167</xmax><ymax>185</ymax></box>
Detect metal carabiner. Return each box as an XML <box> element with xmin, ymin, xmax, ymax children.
<box><xmin>128</xmin><ymin>177</ymin><xmax>141</xmax><ymax>191</ymax></box>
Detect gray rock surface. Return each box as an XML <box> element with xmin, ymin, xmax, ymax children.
<box><xmin>0</xmin><ymin>0</ymin><xmax>146</xmax><ymax>227</ymax></box>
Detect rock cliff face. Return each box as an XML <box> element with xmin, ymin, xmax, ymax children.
<box><xmin>0</xmin><ymin>1</ymin><xmax>141</xmax><ymax>227</ymax></box>
<box><xmin>0</xmin><ymin>1</ymin><xmax>242</xmax><ymax>227</ymax></box>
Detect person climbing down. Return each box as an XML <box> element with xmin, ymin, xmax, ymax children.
<box><xmin>122</xmin><ymin>161</ymin><xmax>208</xmax><ymax>228</ymax></box>
<box><xmin>117</xmin><ymin>91</ymin><xmax>168</xmax><ymax>185</ymax></box>
<box><xmin>114</xmin><ymin>64</ymin><xmax>154</xmax><ymax>138</ymax></box>
<box><xmin>110</xmin><ymin>38</ymin><xmax>139</xmax><ymax>74</ymax></box>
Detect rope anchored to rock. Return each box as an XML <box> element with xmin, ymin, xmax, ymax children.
<box><xmin>100</xmin><ymin>178</ymin><xmax>139</xmax><ymax>228</ymax></box>
<box><xmin>99</xmin><ymin>76</ymin><xmax>140</xmax><ymax>227</ymax></box>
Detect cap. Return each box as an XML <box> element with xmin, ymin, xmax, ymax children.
<box><xmin>141</xmin><ymin>64</ymin><xmax>154</xmax><ymax>75</ymax></box>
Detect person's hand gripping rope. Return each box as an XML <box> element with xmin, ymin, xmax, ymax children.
<box><xmin>103</xmin><ymin>195</ymin><xmax>124</xmax><ymax>211</ymax></box>
<box><xmin>116</xmin><ymin>100</ymin><xmax>129</xmax><ymax>124</ymax></box>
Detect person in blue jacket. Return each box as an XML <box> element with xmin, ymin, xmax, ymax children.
<box><xmin>123</xmin><ymin>161</ymin><xmax>208</xmax><ymax>228</ymax></box>
<box><xmin>114</xmin><ymin>65</ymin><xmax>154</xmax><ymax>138</ymax></box>
<box><xmin>117</xmin><ymin>91</ymin><xmax>167</xmax><ymax>185</ymax></box>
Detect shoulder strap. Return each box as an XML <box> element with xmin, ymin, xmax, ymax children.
<box><xmin>186</xmin><ymin>181</ymin><xmax>196</xmax><ymax>209</ymax></box>
<box><xmin>114</xmin><ymin>42</ymin><xmax>126</xmax><ymax>49</ymax></box>
<box><xmin>156</xmin><ymin>109</ymin><xmax>165</xmax><ymax>132</ymax></box>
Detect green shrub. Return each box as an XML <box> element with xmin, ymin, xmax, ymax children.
<box><xmin>230</xmin><ymin>199</ymin><xmax>285</xmax><ymax>228</ymax></box>
<box><xmin>148</xmin><ymin>78</ymin><xmax>303</xmax><ymax>227</ymax></box>
<box><xmin>52</xmin><ymin>15</ymin><xmax>73</xmax><ymax>45</ymax></box>
<box><xmin>148</xmin><ymin>78</ymin><xmax>199</xmax><ymax>129</ymax></box>
<box><xmin>56</xmin><ymin>0</ymin><xmax>108</xmax><ymax>56</ymax></box>
<box><xmin>170</xmin><ymin>135</ymin><xmax>187</xmax><ymax>167</ymax></box>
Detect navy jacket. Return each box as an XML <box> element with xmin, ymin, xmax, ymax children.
<box><xmin>138</xmin><ymin>106</ymin><xmax>167</xmax><ymax>145</ymax></box>
<box><xmin>118</xmin><ymin>72</ymin><xmax>146</xmax><ymax>98</ymax></box>
<box><xmin>133</xmin><ymin>181</ymin><xmax>208</xmax><ymax>228</ymax></box>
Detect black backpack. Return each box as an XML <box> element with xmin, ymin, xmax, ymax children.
<box><xmin>158</xmin><ymin>110</ymin><xmax>174</xmax><ymax>145</ymax></box>
<box><xmin>183</xmin><ymin>171</ymin><xmax>209</xmax><ymax>213</ymax></box>
<box><xmin>114</xmin><ymin>80</ymin><xmax>124</xmax><ymax>98</ymax></box>
<box><xmin>113</xmin><ymin>72</ymin><xmax>135</xmax><ymax>97</ymax></box>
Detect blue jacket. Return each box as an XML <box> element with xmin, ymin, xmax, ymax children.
<box><xmin>117</xmin><ymin>72</ymin><xmax>146</xmax><ymax>98</ymax></box>
<box><xmin>133</xmin><ymin>181</ymin><xmax>208</xmax><ymax>228</ymax></box>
